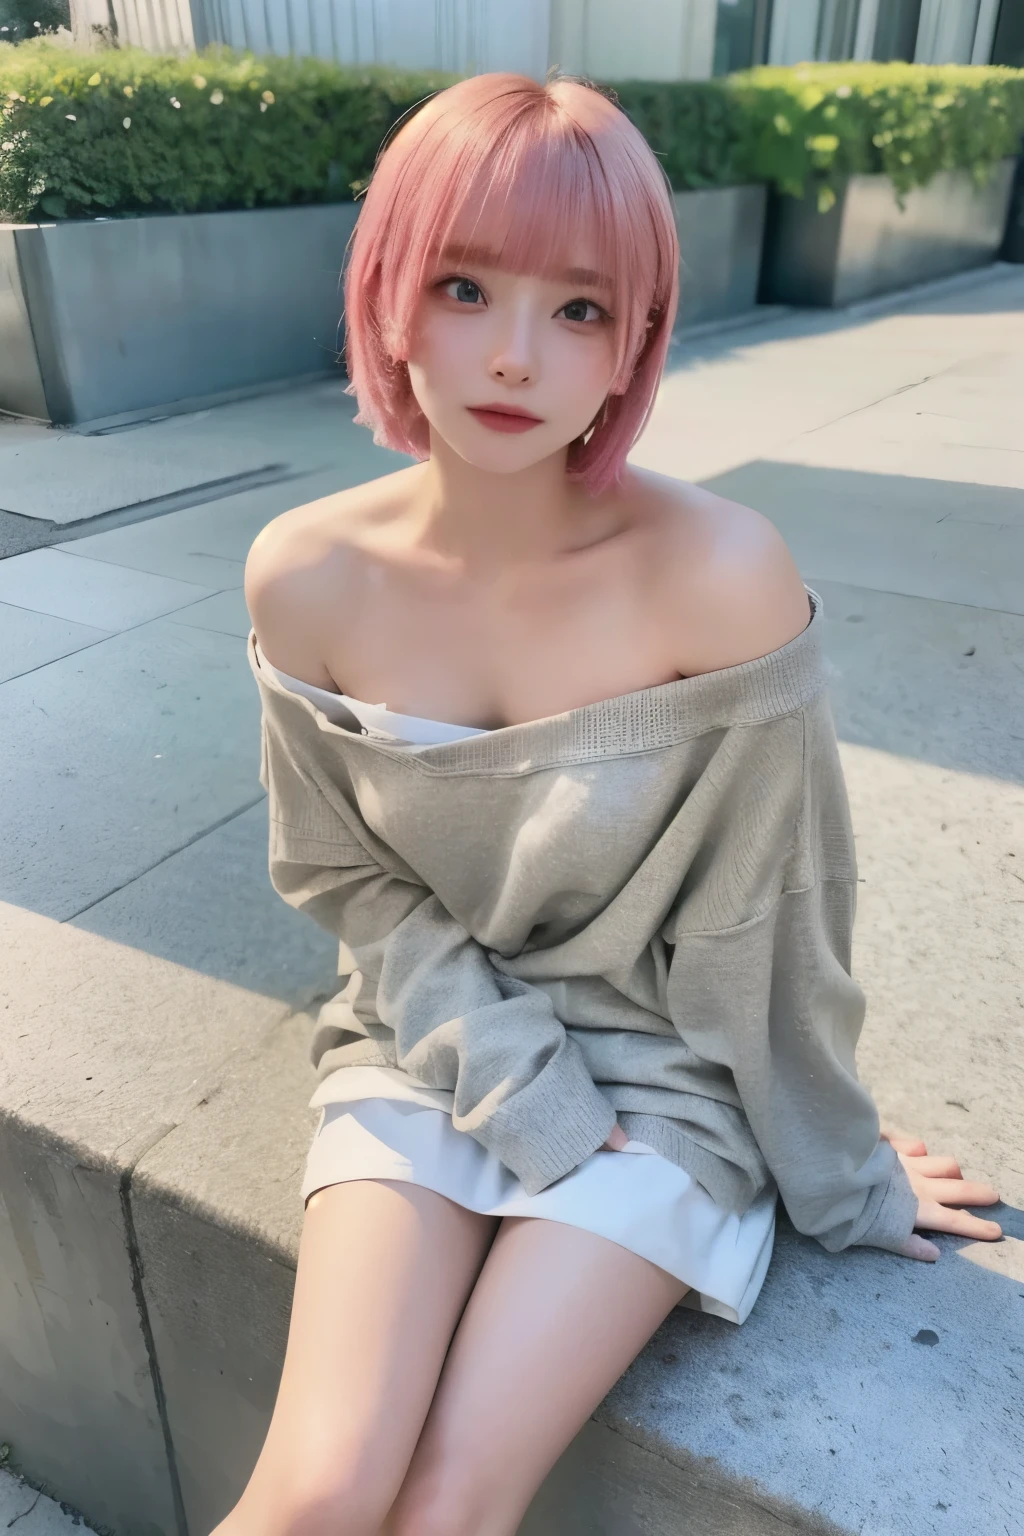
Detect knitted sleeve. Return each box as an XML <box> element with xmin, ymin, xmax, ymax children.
<box><xmin>664</xmin><ymin>694</ymin><xmax>918</xmax><ymax>1256</ymax></box>
<box><xmin>259</xmin><ymin>712</ymin><xmax>616</xmax><ymax>1195</ymax></box>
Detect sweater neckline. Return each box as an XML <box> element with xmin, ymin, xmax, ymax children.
<box><xmin>247</xmin><ymin>585</ymin><xmax>826</xmax><ymax>771</ymax></box>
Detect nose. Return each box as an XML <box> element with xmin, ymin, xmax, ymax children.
<box><xmin>488</xmin><ymin>305</ymin><xmax>536</xmax><ymax>385</ymax></box>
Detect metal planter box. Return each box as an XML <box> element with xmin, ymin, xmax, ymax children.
<box><xmin>759</xmin><ymin>158</ymin><xmax>1017</xmax><ymax>308</ymax></box>
<box><xmin>0</xmin><ymin>201</ymin><xmax>360</xmax><ymax>427</ymax></box>
<box><xmin>672</xmin><ymin>183</ymin><xmax>767</xmax><ymax>328</ymax></box>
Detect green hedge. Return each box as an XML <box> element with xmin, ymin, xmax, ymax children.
<box><xmin>614</xmin><ymin>62</ymin><xmax>1024</xmax><ymax>209</ymax></box>
<box><xmin>1</xmin><ymin>45</ymin><xmax>1023</xmax><ymax>222</ymax></box>
<box><xmin>0</xmin><ymin>42</ymin><xmax>457</xmax><ymax>220</ymax></box>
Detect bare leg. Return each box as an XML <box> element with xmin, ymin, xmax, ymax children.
<box><xmin>382</xmin><ymin>1215</ymin><xmax>689</xmax><ymax>1536</ymax></box>
<box><xmin>209</xmin><ymin>1178</ymin><xmax>500</xmax><ymax>1536</ymax></box>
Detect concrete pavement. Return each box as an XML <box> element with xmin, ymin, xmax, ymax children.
<box><xmin>0</xmin><ymin>1467</ymin><xmax>95</xmax><ymax>1536</ymax></box>
<box><xmin>1</xmin><ymin>267</ymin><xmax>1022</xmax><ymax>1535</ymax></box>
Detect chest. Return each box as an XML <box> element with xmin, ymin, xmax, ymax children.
<box><xmin>324</xmin><ymin>544</ymin><xmax>684</xmax><ymax>731</ymax></box>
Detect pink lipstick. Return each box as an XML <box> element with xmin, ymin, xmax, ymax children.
<box><xmin>467</xmin><ymin>404</ymin><xmax>543</xmax><ymax>434</ymax></box>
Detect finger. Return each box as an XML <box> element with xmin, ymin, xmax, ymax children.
<box><xmin>885</xmin><ymin>1133</ymin><xmax>929</xmax><ymax>1156</ymax></box>
<box><xmin>914</xmin><ymin>1178</ymin><xmax>1001</xmax><ymax>1207</ymax></box>
<box><xmin>900</xmin><ymin>1155</ymin><xmax>962</xmax><ymax>1179</ymax></box>
<box><xmin>916</xmin><ymin>1203</ymin><xmax>1003</xmax><ymax>1241</ymax></box>
<box><xmin>900</xmin><ymin>1233</ymin><xmax>940</xmax><ymax>1262</ymax></box>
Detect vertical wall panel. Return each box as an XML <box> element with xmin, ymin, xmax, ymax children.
<box><xmin>175</xmin><ymin>0</ymin><xmax>551</xmax><ymax>74</ymax></box>
<box><xmin>971</xmin><ymin>0</ymin><xmax>1001</xmax><ymax>63</ymax></box>
<box><xmin>548</xmin><ymin>0</ymin><xmax>716</xmax><ymax>81</ymax></box>
<box><xmin>852</xmin><ymin>0</ymin><xmax>880</xmax><ymax>57</ymax></box>
<box><xmin>768</xmin><ymin>0</ymin><xmax>822</xmax><ymax>64</ymax></box>
<box><xmin>915</xmin><ymin>0</ymin><xmax>982</xmax><ymax>63</ymax></box>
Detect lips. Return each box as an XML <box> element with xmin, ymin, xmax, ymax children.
<box><xmin>467</xmin><ymin>403</ymin><xmax>544</xmax><ymax>434</ymax></box>
<box><xmin>470</xmin><ymin>403</ymin><xmax>543</xmax><ymax>421</ymax></box>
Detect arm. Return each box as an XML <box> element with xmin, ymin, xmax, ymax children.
<box><xmin>666</xmin><ymin>703</ymin><xmax>921</xmax><ymax>1253</ymax></box>
<box><xmin>261</xmin><ymin>725</ymin><xmax>616</xmax><ymax>1196</ymax></box>
<box><xmin>658</xmin><ymin>514</ymin><xmax>999</xmax><ymax>1258</ymax></box>
<box><xmin>244</xmin><ymin>527</ymin><xmax>616</xmax><ymax>1191</ymax></box>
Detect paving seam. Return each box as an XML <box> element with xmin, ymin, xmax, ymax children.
<box><xmin>118</xmin><ymin>1127</ymin><xmax>190</xmax><ymax>1536</ymax></box>
<box><xmin>0</xmin><ymin>463</ymin><xmax>324</xmax><ymax>561</ymax></box>
<box><xmin>0</xmin><ymin>594</ymin><xmax>250</xmax><ymax>686</ymax></box>
<box><xmin>64</xmin><ymin>793</ymin><xmax>268</xmax><ymax>924</ymax></box>
<box><xmin>112</xmin><ymin>993</ymin><xmax>325</xmax><ymax>1535</ymax></box>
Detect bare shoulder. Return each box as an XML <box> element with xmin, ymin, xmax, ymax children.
<box><xmin>631</xmin><ymin>470</ymin><xmax>811</xmax><ymax>675</ymax></box>
<box><xmin>243</xmin><ymin>469</ymin><xmax>415</xmax><ymax>686</ymax></box>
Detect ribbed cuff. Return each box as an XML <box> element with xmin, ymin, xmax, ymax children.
<box><xmin>851</xmin><ymin>1153</ymin><xmax>919</xmax><ymax>1255</ymax></box>
<box><xmin>464</xmin><ymin>1039</ymin><xmax>617</xmax><ymax>1196</ymax></box>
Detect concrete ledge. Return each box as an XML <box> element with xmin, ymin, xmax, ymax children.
<box><xmin>66</xmin><ymin>1003</ymin><xmax>1024</xmax><ymax>1536</ymax></box>
<box><xmin>0</xmin><ymin>744</ymin><xmax>339</xmax><ymax>1534</ymax></box>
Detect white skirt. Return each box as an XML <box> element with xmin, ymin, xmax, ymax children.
<box><xmin>301</xmin><ymin>1067</ymin><xmax>776</xmax><ymax>1325</ymax></box>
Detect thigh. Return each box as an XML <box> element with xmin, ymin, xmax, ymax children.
<box><xmin>225</xmin><ymin>1178</ymin><xmax>500</xmax><ymax>1536</ymax></box>
<box><xmin>385</xmin><ymin>1215</ymin><xmax>689</xmax><ymax>1536</ymax></box>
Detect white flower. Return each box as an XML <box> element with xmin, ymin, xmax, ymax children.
<box><xmin>1</xmin><ymin>140</ymin><xmax>13</xmax><ymax>150</ymax></box>
<box><xmin>123</xmin><ymin>116</ymin><xmax>131</xmax><ymax>128</ymax></box>
<box><xmin>259</xmin><ymin>101</ymin><xmax>267</xmax><ymax>112</ymax></box>
<box><xmin>169</xmin><ymin>96</ymin><xmax>180</xmax><ymax>108</ymax></box>
<box><xmin>65</xmin><ymin>113</ymin><xmax>76</xmax><ymax>121</ymax></box>
<box><xmin>209</xmin><ymin>88</ymin><xmax>224</xmax><ymax>105</ymax></box>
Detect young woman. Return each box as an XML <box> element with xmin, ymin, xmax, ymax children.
<box><xmin>227</xmin><ymin>71</ymin><xmax>1001</xmax><ymax>1536</ymax></box>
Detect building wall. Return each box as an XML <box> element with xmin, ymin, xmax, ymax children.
<box><xmin>915</xmin><ymin>0</ymin><xmax>982</xmax><ymax>63</ymax></box>
<box><xmin>989</xmin><ymin>0</ymin><xmax>1024</xmax><ymax>66</ymax></box>
<box><xmin>67</xmin><ymin>0</ymin><xmax>1014</xmax><ymax>73</ymax></box>
<box><xmin>549</xmin><ymin>0</ymin><xmax>717</xmax><ymax>81</ymax></box>
<box><xmin>768</xmin><ymin>0</ymin><xmax>823</xmax><ymax>64</ymax></box>
<box><xmin>92</xmin><ymin>0</ymin><xmax>551</xmax><ymax>73</ymax></box>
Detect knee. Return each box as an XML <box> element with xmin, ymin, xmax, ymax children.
<box><xmin>279</xmin><ymin>1485</ymin><xmax>378</xmax><ymax>1536</ymax></box>
<box><xmin>387</xmin><ymin>1469</ymin><xmax>501</xmax><ymax>1536</ymax></box>
<box><xmin>223</xmin><ymin>1466</ymin><xmax>390</xmax><ymax>1536</ymax></box>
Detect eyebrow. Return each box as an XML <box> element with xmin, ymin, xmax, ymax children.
<box><xmin>437</xmin><ymin>244</ymin><xmax>614</xmax><ymax>294</ymax></box>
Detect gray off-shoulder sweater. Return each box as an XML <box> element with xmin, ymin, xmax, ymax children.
<box><xmin>248</xmin><ymin>587</ymin><xmax>918</xmax><ymax>1257</ymax></box>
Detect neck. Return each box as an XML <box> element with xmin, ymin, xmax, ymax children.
<box><xmin>407</xmin><ymin>428</ymin><xmax>621</xmax><ymax>575</ymax></box>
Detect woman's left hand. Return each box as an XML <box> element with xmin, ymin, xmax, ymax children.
<box><xmin>881</xmin><ymin>1127</ymin><xmax>1003</xmax><ymax>1248</ymax></box>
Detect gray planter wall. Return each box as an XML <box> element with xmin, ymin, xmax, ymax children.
<box><xmin>1000</xmin><ymin>150</ymin><xmax>1024</xmax><ymax>262</ymax></box>
<box><xmin>0</xmin><ymin>201</ymin><xmax>361</xmax><ymax>428</ymax></box>
<box><xmin>672</xmin><ymin>184</ymin><xmax>767</xmax><ymax>328</ymax></box>
<box><xmin>760</xmin><ymin>157</ymin><xmax>1017</xmax><ymax>307</ymax></box>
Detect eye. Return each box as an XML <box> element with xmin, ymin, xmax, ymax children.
<box><xmin>560</xmin><ymin>297</ymin><xmax>608</xmax><ymax>325</ymax></box>
<box><xmin>440</xmin><ymin>276</ymin><xmax>484</xmax><ymax>306</ymax></box>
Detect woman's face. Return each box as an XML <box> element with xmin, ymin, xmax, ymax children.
<box><xmin>405</xmin><ymin>236</ymin><xmax>619</xmax><ymax>474</ymax></box>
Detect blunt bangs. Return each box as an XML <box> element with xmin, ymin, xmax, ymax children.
<box><xmin>342</xmin><ymin>73</ymin><xmax>679</xmax><ymax>495</ymax></box>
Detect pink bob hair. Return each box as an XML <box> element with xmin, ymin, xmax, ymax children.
<box><xmin>341</xmin><ymin>71</ymin><xmax>679</xmax><ymax>497</ymax></box>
